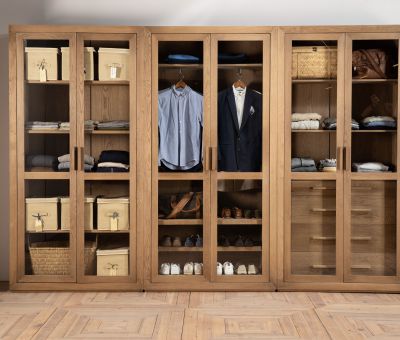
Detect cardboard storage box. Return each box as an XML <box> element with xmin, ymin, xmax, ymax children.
<box><xmin>61</xmin><ymin>47</ymin><xmax>95</xmax><ymax>81</ymax></box>
<box><xmin>26</xmin><ymin>197</ymin><xmax>59</xmax><ymax>231</ymax></box>
<box><xmin>60</xmin><ymin>197</ymin><xmax>95</xmax><ymax>230</ymax></box>
<box><xmin>96</xmin><ymin>248</ymin><xmax>129</xmax><ymax>276</ymax></box>
<box><xmin>25</xmin><ymin>47</ymin><xmax>58</xmax><ymax>81</ymax></box>
<box><xmin>97</xmin><ymin>197</ymin><xmax>129</xmax><ymax>231</ymax></box>
<box><xmin>98</xmin><ymin>47</ymin><xmax>130</xmax><ymax>81</ymax></box>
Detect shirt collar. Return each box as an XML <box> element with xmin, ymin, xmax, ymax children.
<box><xmin>232</xmin><ymin>85</ymin><xmax>246</xmax><ymax>97</ymax></box>
<box><xmin>172</xmin><ymin>85</ymin><xmax>191</xmax><ymax>97</ymax></box>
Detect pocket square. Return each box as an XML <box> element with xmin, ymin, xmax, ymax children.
<box><xmin>250</xmin><ymin>106</ymin><xmax>255</xmax><ymax>115</ymax></box>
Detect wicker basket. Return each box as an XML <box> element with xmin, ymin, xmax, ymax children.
<box><xmin>29</xmin><ymin>241</ymin><xmax>97</xmax><ymax>275</ymax></box>
<box><xmin>292</xmin><ymin>46</ymin><xmax>337</xmax><ymax>79</ymax></box>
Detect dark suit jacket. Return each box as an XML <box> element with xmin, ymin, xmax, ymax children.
<box><xmin>218</xmin><ymin>87</ymin><xmax>262</xmax><ymax>172</ymax></box>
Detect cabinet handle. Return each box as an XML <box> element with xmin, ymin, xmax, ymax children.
<box><xmin>80</xmin><ymin>147</ymin><xmax>85</xmax><ymax>172</ymax></box>
<box><xmin>351</xmin><ymin>208</ymin><xmax>371</xmax><ymax>213</ymax></box>
<box><xmin>311</xmin><ymin>264</ymin><xmax>336</xmax><ymax>269</ymax></box>
<box><xmin>74</xmin><ymin>147</ymin><xmax>78</xmax><ymax>171</ymax></box>
<box><xmin>343</xmin><ymin>146</ymin><xmax>347</xmax><ymax>171</ymax></box>
<box><xmin>311</xmin><ymin>208</ymin><xmax>336</xmax><ymax>212</ymax></box>
<box><xmin>211</xmin><ymin>147</ymin><xmax>217</xmax><ymax>171</ymax></box>
<box><xmin>310</xmin><ymin>236</ymin><xmax>336</xmax><ymax>241</ymax></box>
<box><xmin>351</xmin><ymin>264</ymin><xmax>371</xmax><ymax>269</ymax></box>
<box><xmin>351</xmin><ymin>236</ymin><xmax>372</xmax><ymax>241</ymax></box>
<box><xmin>337</xmin><ymin>146</ymin><xmax>341</xmax><ymax>171</ymax></box>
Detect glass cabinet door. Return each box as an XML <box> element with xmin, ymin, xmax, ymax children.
<box><xmin>76</xmin><ymin>33</ymin><xmax>137</xmax><ymax>283</ymax></box>
<box><xmin>284</xmin><ymin>34</ymin><xmax>345</xmax><ymax>282</ymax></box>
<box><xmin>345</xmin><ymin>34</ymin><xmax>400</xmax><ymax>283</ymax></box>
<box><xmin>210</xmin><ymin>34</ymin><xmax>270</xmax><ymax>282</ymax></box>
<box><xmin>16</xmin><ymin>33</ymin><xmax>77</xmax><ymax>282</ymax></box>
<box><xmin>152</xmin><ymin>34</ymin><xmax>210</xmax><ymax>283</ymax></box>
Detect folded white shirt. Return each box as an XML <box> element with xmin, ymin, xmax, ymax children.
<box><xmin>353</xmin><ymin>162</ymin><xmax>389</xmax><ymax>172</ymax></box>
<box><xmin>292</xmin><ymin>113</ymin><xmax>322</xmax><ymax>122</ymax></box>
<box><xmin>362</xmin><ymin>116</ymin><xmax>395</xmax><ymax>124</ymax></box>
<box><xmin>292</xmin><ymin>120</ymin><xmax>320</xmax><ymax>130</ymax></box>
<box><xmin>97</xmin><ymin>162</ymin><xmax>129</xmax><ymax>170</ymax></box>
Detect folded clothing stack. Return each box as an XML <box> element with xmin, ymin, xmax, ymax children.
<box><xmin>291</xmin><ymin>157</ymin><xmax>317</xmax><ymax>172</ymax></box>
<box><xmin>85</xmin><ymin>120</ymin><xmax>97</xmax><ymax>131</ymax></box>
<box><xmin>96</xmin><ymin>150</ymin><xmax>129</xmax><ymax>172</ymax></box>
<box><xmin>26</xmin><ymin>154</ymin><xmax>57</xmax><ymax>171</ymax></box>
<box><xmin>58</xmin><ymin>153</ymin><xmax>95</xmax><ymax>172</ymax></box>
<box><xmin>361</xmin><ymin>116</ymin><xmax>396</xmax><ymax>130</ymax></box>
<box><xmin>26</xmin><ymin>121</ymin><xmax>59</xmax><ymax>130</ymax></box>
<box><xmin>322</xmin><ymin>117</ymin><xmax>336</xmax><ymax>130</ymax></box>
<box><xmin>59</xmin><ymin>122</ymin><xmax>70</xmax><ymax>130</ymax></box>
<box><xmin>291</xmin><ymin>113</ymin><xmax>321</xmax><ymax>130</ymax></box>
<box><xmin>352</xmin><ymin>119</ymin><xmax>360</xmax><ymax>130</ymax></box>
<box><xmin>165</xmin><ymin>54</ymin><xmax>200</xmax><ymax>64</ymax></box>
<box><xmin>319</xmin><ymin>159</ymin><xmax>336</xmax><ymax>172</ymax></box>
<box><xmin>96</xmin><ymin>120</ymin><xmax>129</xmax><ymax>130</ymax></box>
<box><xmin>352</xmin><ymin>162</ymin><xmax>390</xmax><ymax>172</ymax></box>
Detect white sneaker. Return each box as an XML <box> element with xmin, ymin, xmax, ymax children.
<box><xmin>170</xmin><ymin>263</ymin><xmax>181</xmax><ymax>275</ymax></box>
<box><xmin>183</xmin><ymin>262</ymin><xmax>194</xmax><ymax>275</ymax></box>
<box><xmin>216</xmin><ymin>262</ymin><xmax>223</xmax><ymax>275</ymax></box>
<box><xmin>248</xmin><ymin>264</ymin><xmax>258</xmax><ymax>275</ymax></box>
<box><xmin>235</xmin><ymin>264</ymin><xmax>247</xmax><ymax>275</ymax></box>
<box><xmin>194</xmin><ymin>263</ymin><xmax>203</xmax><ymax>275</ymax></box>
<box><xmin>160</xmin><ymin>263</ymin><xmax>170</xmax><ymax>275</ymax></box>
<box><xmin>223</xmin><ymin>262</ymin><xmax>234</xmax><ymax>275</ymax></box>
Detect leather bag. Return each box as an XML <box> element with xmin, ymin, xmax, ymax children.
<box><xmin>159</xmin><ymin>192</ymin><xmax>202</xmax><ymax>219</ymax></box>
<box><xmin>352</xmin><ymin>49</ymin><xmax>388</xmax><ymax>79</ymax></box>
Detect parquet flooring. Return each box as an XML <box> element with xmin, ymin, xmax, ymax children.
<box><xmin>1</xmin><ymin>291</ymin><xmax>400</xmax><ymax>339</ymax></box>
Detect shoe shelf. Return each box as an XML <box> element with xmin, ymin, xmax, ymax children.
<box><xmin>84</xmin><ymin>230</ymin><xmax>130</xmax><ymax>234</ymax></box>
<box><xmin>26</xmin><ymin>230</ymin><xmax>70</xmax><ymax>234</ymax></box>
<box><xmin>84</xmin><ymin>173</ymin><xmax>130</xmax><ymax>180</ymax></box>
<box><xmin>24</xmin><ymin>172</ymin><xmax>70</xmax><ymax>180</ymax></box>
<box><xmin>158</xmin><ymin>219</ymin><xmax>203</xmax><ymax>225</ymax></box>
<box><xmin>25</xmin><ymin>80</ymin><xmax>69</xmax><ymax>85</ymax></box>
<box><xmin>217</xmin><ymin>246</ymin><xmax>262</xmax><ymax>252</ymax></box>
<box><xmin>158</xmin><ymin>247</ymin><xmax>203</xmax><ymax>252</ymax></box>
<box><xmin>85</xmin><ymin>80</ymin><xmax>130</xmax><ymax>86</ymax></box>
<box><xmin>217</xmin><ymin>218</ymin><xmax>262</xmax><ymax>225</ymax></box>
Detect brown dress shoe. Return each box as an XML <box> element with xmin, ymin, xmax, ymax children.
<box><xmin>221</xmin><ymin>208</ymin><xmax>232</xmax><ymax>218</ymax></box>
<box><xmin>232</xmin><ymin>207</ymin><xmax>243</xmax><ymax>218</ymax></box>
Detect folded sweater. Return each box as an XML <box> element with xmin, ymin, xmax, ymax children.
<box><xmin>58</xmin><ymin>153</ymin><xmax>95</xmax><ymax>165</ymax></box>
<box><xmin>291</xmin><ymin>113</ymin><xmax>322</xmax><ymax>122</ymax></box>
<box><xmin>291</xmin><ymin>157</ymin><xmax>316</xmax><ymax>169</ymax></box>
<box><xmin>352</xmin><ymin>162</ymin><xmax>389</xmax><ymax>172</ymax></box>
<box><xmin>292</xmin><ymin>120</ymin><xmax>320</xmax><ymax>130</ymax></box>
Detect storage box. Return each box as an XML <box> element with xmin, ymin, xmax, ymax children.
<box><xmin>96</xmin><ymin>247</ymin><xmax>129</xmax><ymax>276</ymax></box>
<box><xmin>25</xmin><ymin>47</ymin><xmax>58</xmax><ymax>81</ymax></box>
<box><xmin>97</xmin><ymin>197</ymin><xmax>129</xmax><ymax>231</ymax></box>
<box><xmin>60</xmin><ymin>197</ymin><xmax>95</xmax><ymax>230</ymax></box>
<box><xmin>26</xmin><ymin>197</ymin><xmax>59</xmax><ymax>232</ymax></box>
<box><xmin>61</xmin><ymin>47</ymin><xmax>95</xmax><ymax>81</ymax></box>
<box><xmin>98</xmin><ymin>48</ymin><xmax>130</xmax><ymax>81</ymax></box>
<box><xmin>292</xmin><ymin>46</ymin><xmax>337</xmax><ymax>79</ymax></box>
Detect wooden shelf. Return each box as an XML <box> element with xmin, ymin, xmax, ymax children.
<box><xmin>292</xmin><ymin>79</ymin><xmax>336</xmax><ymax>84</ymax></box>
<box><xmin>26</xmin><ymin>230</ymin><xmax>69</xmax><ymax>234</ymax></box>
<box><xmin>218</xmin><ymin>63</ymin><xmax>262</xmax><ymax>69</ymax></box>
<box><xmin>158</xmin><ymin>63</ymin><xmax>203</xmax><ymax>69</ymax></box>
<box><xmin>217</xmin><ymin>172</ymin><xmax>263</xmax><ymax>180</ymax></box>
<box><xmin>352</xmin><ymin>78</ymin><xmax>397</xmax><ymax>84</ymax></box>
<box><xmin>158</xmin><ymin>246</ymin><xmax>203</xmax><ymax>252</ymax></box>
<box><xmin>85</xmin><ymin>230</ymin><xmax>130</xmax><ymax>234</ymax></box>
<box><xmin>85</xmin><ymin>80</ymin><xmax>130</xmax><ymax>85</ymax></box>
<box><xmin>352</xmin><ymin>130</ymin><xmax>396</xmax><ymax>133</ymax></box>
<box><xmin>26</xmin><ymin>129</ymin><xmax>69</xmax><ymax>134</ymax></box>
<box><xmin>26</xmin><ymin>80</ymin><xmax>69</xmax><ymax>85</ymax></box>
<box><xmin>292</xmin><ymin>130</ymin><xmax>335</xmax><ymax>133</ymax></box>
<box><xmin>158</xmin><ymin>173</ymin><xmax>204</xmax><ymax>181</ymax></box>
<box><xmin>158</xmin><ymin>219</ymin><xmax>203</xmax><ymax>225</ymax></box>
<box><xmin>84</xmin><ymin>173</ymin><xmax>130</xmax><ymax>181</ymax></box>
<box><xmin>88</xmin><ymin>130</ymin><xmax>130</xmax><ymax>135</ymax></box>
<box><xmin>24</xmin><ymin>171</ymin><xmax>70</xmax><ymax>180</ymax></box>
<box><xmin>291</xmin><ymin>172</ymin><xmax>337</xmax><ymax>180</ymax></box>
<box><xmin>218</xmin><ymin>218</ymin><xmax>262</xmax><ymax>225</ymax></box>
<box><xmin>350</xmin><ymin>172</ymin><xmax>397</xmax><ymax>180</ymax></box>
<box><xmin>217</xmin><ymin>246</ymin><xmax>262</xmax><ymax>252</ymax></box>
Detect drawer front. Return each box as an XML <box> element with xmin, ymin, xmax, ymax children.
<box><xmin>351</xmin><ymin>195</ymin><xmax>396</xmax><ymax>225</ymax></box>
<box><xmin>352</xmin><ymin>181</ymin><xmax>396</xmax><ymax>196</ymax></box>
<box><xmin>292</xmin><ymin>195</ymin><xmax>336</xmax><ymax>224</ymax></box>
<box><xmin>291</xmin><ymin>251</ymin><xmax>336</xmax><ymax>276</ymax></box>
<box><xmin>350</xmin><ymin>253</ymin><xmax>396</xmax><ymax>277</ymax></box>
<box><xmin>351</xmin><ymin>224</ymin><xmax>396</xmax><ymax>253</ymax></box>
<box><xmin>292</xmin><ymin>180</ymin><xmax>336</xmax><ymax>196</ymax></box>
<box><xmin>291</xmin><ymin>223</ymin><xmax>336</xmax><ymax>252</ymax></box>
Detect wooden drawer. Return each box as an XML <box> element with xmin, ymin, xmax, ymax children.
<box><xmin>351</xmin><ymin>195</ymin><xmax>396</xmax><ymax>225</ymax></box>
<box><xmin>351</xmin><ymin>224</ymin><xmax>396</xmax><ymax>253</ymax></box>
<box><xmin>292</xmin><ymin>181</ymin><xmax>336</xmax><ymax>196</ymax></box>
<box><xmin>352</xmin><ymin>181</ymin><xmax>396</xmax><ymax>196</ymax></box>
<box><xmin>291</xmin><ymin>251</ymin><xmax>336</xmax><ymax>276</ymax></box>
<box><xmin>291</xmin><ymin>223</ymin><xmax>336</xmax><ymax>252</ymax></box>
<box><xmin>350</xmin><ymin>253</ymin><xmax>396</xmax><ymax>276</ymax></box>
<box><xmin>292</xmin><ymin>195</ymin><xmax>336</xmax><ymax>224</ymax></box>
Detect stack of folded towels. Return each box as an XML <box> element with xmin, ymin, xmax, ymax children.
<box><xmin>26</xmin><ymin>121</ymin><xmax>59</xmax><ymax>131</ymax></box>
<box><xmin>96</xmin><ymin>150</ymin><xmax>129</xmax><ymax>172</ymax></box>
<box><xmin>361</xmin><ymin>116</ymin><xmax>396</xmax><ymax>130</ymax></box>
<box><xmin>26</xmin><ymin>154</ymin><xmax>57</xmax><ymax>171</ymax></box>
<box><xmin>96</xmin><ymin>120</ymin><xmax>129</xmax><ymax>130</ymax></box>
<box><xmin>319</xmin><ymin>159</ymin><xmax>336</xmax><ymax>172</ymax></box>
<box><xmin>291</xmin><ymin>113</ymin><xmax>321</xmax><ymax>130</ymax></box>
<box><xmin>291</xmin><ymin>157</ymin><xmax>317</xmax><ymax>172</ymax></box>
<box><xmin>352</xmin><ymin>162</ymin><xmax>390</xmax><ymax>172</ymax></box>
<box><xmin>58</xmin><ymin>153</ymin><xmax>95</xmax><ymax>172</ymax></box>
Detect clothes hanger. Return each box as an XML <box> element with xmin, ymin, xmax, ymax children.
<box><xmin>233</xmin><ymin>68</ymin><xmax>246</xmax><ymax>90</ymax></box>
<box><xmin>175</xmin><ymin>68</ymin><xmax>187</xmax><ymax>89</ymax></box>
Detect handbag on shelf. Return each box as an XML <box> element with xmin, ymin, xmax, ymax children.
<box><xmin>159</xmin><ymin>192</ymin><xmax>202</xmax><ymax>219</ymax></box>
<box><xmin>352</xmin><ymin>49</ymin><xmax>389</xmax><ymax>79</ymax></box>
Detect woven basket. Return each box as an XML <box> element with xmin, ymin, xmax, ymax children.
<box><xmin>292</xmin><ymin>46</ymin><xmax>337</xmax><ymax>79</ymax></box>
<box><xmin>29</xmin><ymin>241</ymin><xmax>97</xmax><ymax>275</ymax></box>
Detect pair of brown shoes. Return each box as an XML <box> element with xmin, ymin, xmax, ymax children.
<box><xmin>221</xmin><ymin>207</ymin><xmax>243</xmax><ymax>218</ymax></box>
<box><xmin>160</xmin><ymin>235</ymin><xmax>182</xmax><ymax>247</ymax></box>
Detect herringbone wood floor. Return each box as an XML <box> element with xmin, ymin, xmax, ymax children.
<box><xmin>1</xmin><ymin>291</ymin><xmax>400</xmax><ymax>339</ymax></box>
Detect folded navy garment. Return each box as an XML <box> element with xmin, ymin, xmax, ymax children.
<box><xmin>165</xmin><ymin>54</ymin><xmax>200</xmax><ymax>64</ymax></box>
<box><xmin>96</xmin><ymin>167</ymin><xmax>129</xmax><ymax>173</ymax></box>
<box><xmin>291</xmin><ymin>166</ymin><xmax>318</xmax><ymax>172</ymax></box>
<box><xmin>322</xmin><ymin>117</ymin><xmax>337</xmax><ymax>130</ymax></box>
<box><xmin>291</xmin><ymin>157</ymin><xmax>315</xmax><ymax>169</ymax></box>
<box><xmin>218</xmin><ymin>53</ymin><xmax>247</xmax><ymax>63</ymax></box>
<box><xmin>98</xmin><ymin>150</ymin><xmax>129</xmax><ymax>165</ymax></box>
<box><xmin>362</xmin><ymin>121</ymin><xmax>397</xmax><ymax>129</ymax></box>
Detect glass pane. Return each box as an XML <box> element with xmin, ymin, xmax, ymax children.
<box><xmin>291</xmin><ymin>181</ymin><xmax>336</xmax><ymax>275</ymax></box>
<box><xmin>217</xmin><ymin>41</ymin><xmax>263</xmax><ymax>172</ymax></box>
<box><xmin>158</xmin><ymin>180</ymin><xmax>204</xmax><ymax>276</ymax></box>
<box><xmin>25</xmin><ymin>180</ymin><xmax>71</xmax><ymax>276</ymax></box>
<box><xmin>351</xmin><ymin>40</ymin><xmax>398</xmax><ymax>173</ymax></box>
<box><xmin>351</xmin><ymin>181</ymin><xmax>396</xmax><ymax>276</ymax></box>
<box><xmin>217</xmin><ymin>180</ymin><xmax>263</xmax><ymax>276</ymax></box>
<box><xmin>291</xmin><ymin>40</ymin><xmax>338</xmax><ymax>173</ymax></box>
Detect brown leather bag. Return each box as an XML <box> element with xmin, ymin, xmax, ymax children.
<box><xmin>158</xmin><ymin>192</ymin><xmax>202</xmax><ymax>219</ymax></box>
<box><xmin>352</xmin><ymin>49</ymin><xmax>388</xmax><ymax>79</ymax></box>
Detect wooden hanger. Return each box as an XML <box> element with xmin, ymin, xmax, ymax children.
<box><xmin>175</xmin><ymin>68</ymin><xmax>187</xmax><ymax>89</ymax></box>
<box><xmin>233</xmin><ymin>68</ymin><xmax>246</xmax><ymax>90</ymax></box>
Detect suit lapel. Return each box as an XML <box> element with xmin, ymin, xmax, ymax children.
<box><xmin>240</xmin><ymin>89</ymin><xmax>253</xmax><ymax>130</ymax></box>
<box><xmin>227</xmin><ymin>88</ymin><xmax>240</xmax><ymax>133</ymax></box>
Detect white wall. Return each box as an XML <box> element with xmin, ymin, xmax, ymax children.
<box><xmin>1</xmin><ymin>0</ymin><xmax>400</xmax><ymax>280</ymax></box>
